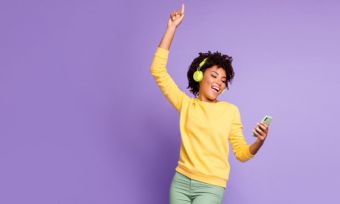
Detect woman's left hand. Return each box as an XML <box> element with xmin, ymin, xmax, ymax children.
<box><xmin>253</xmin><ymin>123</ymin><xmax>269</xmax><ymax>142</ymax></box>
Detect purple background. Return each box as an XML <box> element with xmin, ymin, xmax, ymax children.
<box><xmin>1</xmin><ymin>0</ymin><xmax>339</xmax><ymax>203</ymax></box>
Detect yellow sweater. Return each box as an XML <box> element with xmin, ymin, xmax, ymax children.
<box><xmin>150</xmin><ymin>47</ymin><xmax>254</xmax><ymax>188</ymax></box>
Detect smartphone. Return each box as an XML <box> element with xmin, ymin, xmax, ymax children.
<box><xmin>261</xmin><ymin>115</ymin><xmax>272</xmax><ymax>126</ymax></box>
<box><xmin>253</xmin><ymin>115</ymin><xmax>272</xmax><ymax>137</ymax></box>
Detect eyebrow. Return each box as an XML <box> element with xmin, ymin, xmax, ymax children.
<box><xmin>212</xmin><ymin>71</ymin><xmax>227</xmax><ymax>79</ymax></box>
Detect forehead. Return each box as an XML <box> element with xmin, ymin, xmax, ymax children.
<box><xmin>206</xmin><ymin>65</ymin><xmax>226</xmax><ymax>77</ymax></box>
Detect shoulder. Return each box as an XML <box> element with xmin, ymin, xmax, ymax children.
<box><xmin>219</xmin><ymin>100</ymin><xmax>239</xmax><ymax>111</ymax></box>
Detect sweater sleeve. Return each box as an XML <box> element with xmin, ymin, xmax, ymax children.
<box><xmin>228</xmin><ymin>106</ymin><xmax>255</xmax><ymax>162</ymax></box>
<box><xmin>149</xmin><ymin>47</ymin><xmax>188</xmax><ymax>112</ymax></box>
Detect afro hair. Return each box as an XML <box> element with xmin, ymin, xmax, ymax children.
<box><xmin>187</xmin><ymin>51</ymin><xmax>234</xmax><ymax>96</ymax></box>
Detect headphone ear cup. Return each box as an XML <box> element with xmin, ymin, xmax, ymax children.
<box><xmin>193</xmin><ymin>57</ymin><xmax>208</xmax><ymax>82</ymax></box>
<box><xmin>193</xmin><ymin>70</ymin><xmax>203</xmax><ymax>82</ymax></box>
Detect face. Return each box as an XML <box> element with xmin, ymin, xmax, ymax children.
<box><xmin>198</xmin><ymin>65</ymin><xmax>227</xmax><ymax>102</ymax></box>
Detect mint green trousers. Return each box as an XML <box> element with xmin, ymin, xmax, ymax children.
<box><xmin>169</xmin><ymin>172</ymin><xmax>225</xmax><ymax>204</ymax></box>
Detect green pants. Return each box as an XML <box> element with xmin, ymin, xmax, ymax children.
<box><xmin>169</xmin><ymin>172</ymin><xmax>225</xmax><ymax>204</ymax></box>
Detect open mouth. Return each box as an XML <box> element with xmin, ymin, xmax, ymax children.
<box><xmin>211</xmin><ymin>86</ymin><xmax>220</xmax><ymax>94</ymax></box>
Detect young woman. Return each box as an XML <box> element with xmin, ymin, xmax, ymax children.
<box><xmin>150</xmin><ymin>4</ymin><xmax>269</xmax><ymax>204</ymax></box>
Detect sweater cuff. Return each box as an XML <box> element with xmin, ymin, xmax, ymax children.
<box><xmin>155</xmin><ymin>47</ymin><xmax>169</xmax><ymax>57</ymax></box>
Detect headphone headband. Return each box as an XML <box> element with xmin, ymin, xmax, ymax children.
<box><xmin>198</xmin><ymin>57</ymin><xmax>208</xmax><ymax>69</ymax></box>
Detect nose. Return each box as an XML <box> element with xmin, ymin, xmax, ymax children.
<box><xmin>216</xmin><ymin>79</ymin><xmax>223</xmax><ymax>87</ymax></box>
<box><xmin>216</xmin><ymin>79</ymin><xmax>226</xmax><ymax>90</ymax></box>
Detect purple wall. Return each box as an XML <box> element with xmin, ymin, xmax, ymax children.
<box><xmin>1</xmin><ymin>0</ymin><xmax>339</xmax><ymax>203</ymax></box>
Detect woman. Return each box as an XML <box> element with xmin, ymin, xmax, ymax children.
<box><xmin>150</xmin><ymin>4</ymin><xmax>269</xmax><ymax>204</ymax></box>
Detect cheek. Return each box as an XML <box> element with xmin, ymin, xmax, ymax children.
<box><xmin>203</xmin><ymin>78</ymin><xmax>212</xmax><ymax>89</ymax></box>
<box><xmin>199</xmin><ymin>81</ymin><xmax>209</xmax><ymax>92</ymax></box>
<box><xmin>204</xmin><ymin>75</ymin><xmax>214</xmax><ymax>84</ymax></box>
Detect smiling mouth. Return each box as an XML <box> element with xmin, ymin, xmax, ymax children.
<box><xmin>211</xmin><ymin>86</ymin><xmax>220</xmax><ymax>94</ymax></box>
<box><xmin>211</xmin><ymin>88</ymin><xmax>219</xmax><ymax>94</ymax></box>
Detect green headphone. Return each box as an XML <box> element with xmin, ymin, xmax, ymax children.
<box><xmin>193</xmin><ymin>57</ymin><xmax>208</xmax><ymax>82</ymax></box>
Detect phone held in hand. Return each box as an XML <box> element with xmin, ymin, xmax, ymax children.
<box><xmin>253</xmin><ymin>115</ymin><xmax>272</xmax><ymax>137</ymax></box>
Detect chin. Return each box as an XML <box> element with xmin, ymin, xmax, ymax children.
<box><xmin>208</xmin><ymin>95</ymin><xmax>218</xmax><ymax>101</ymax></box>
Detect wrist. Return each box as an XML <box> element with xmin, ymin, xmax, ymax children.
<box><xmin>167</xmin><ymin>25</ymin><xmax>177</xmax><ymax>31</ymax></box>
<box><xmin>256</xmin><ymin>138</ymin><xmax>265</xmax><ymax>145</ymax></box>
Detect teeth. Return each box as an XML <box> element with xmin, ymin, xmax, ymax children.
<box><xmin>212</xmin><ymin>87</ymin><xmax>219</xmax><ymax>92</ymax></box>
<box><xmin>212</xmin><ymin>86</ymin><xmax>219</xmax><ymax>92</ymax></box>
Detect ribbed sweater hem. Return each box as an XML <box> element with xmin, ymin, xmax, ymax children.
<box><xmin>175</xmin><ymin>164</ymin><xmax>227</xmax><ymax>188</ymax></box>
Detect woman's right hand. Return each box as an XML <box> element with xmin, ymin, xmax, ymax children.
<box><xmin>168</xmin><ymin>4</ymin><xmax>185</xmax><ymax>29</ymax></box>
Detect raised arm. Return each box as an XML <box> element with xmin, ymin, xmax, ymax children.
<box><xmin>150</xmin><ymin>4</ymin><xmax>188</xmax><ymax>112</ymax></box>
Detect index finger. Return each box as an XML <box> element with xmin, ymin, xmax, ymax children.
<box><xmin>181</xmin><ymin>3</ymin><xmax>185</xmax><ymax>14</ymax></box>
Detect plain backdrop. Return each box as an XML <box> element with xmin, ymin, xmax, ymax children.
<box><xmin>1</xmin><ymin>0</ymin><xmax>339</xmax><ymax>203</ymax></box>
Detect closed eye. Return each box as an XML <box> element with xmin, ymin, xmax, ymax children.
<box><xmin>212</xmin><ymin>74</ymin><xmax>226</xmax><ymax>83</ymax></box>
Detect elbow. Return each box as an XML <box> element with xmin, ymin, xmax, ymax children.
<box><xmin>149</xmin><ymin>66</ymin><xmax>163</xmax><ymax>77</ymax></box>
<box><xmin>234</xmin><ymin>144</ymin><xmax>254</xmax><ymax>163</ymax></box>
<box><xmin>149</xmin><ymin>68</ymin><xmax>157</xmax><ymax>78</ymax></box>
<box><xmin>235</xmin><ymin>151</ymin><xmax>253</xmax><ymax>163</ymax></box>
<box><xmin>236</xmin><ymin>155</ymin><xmax>249</xmax><ymax>163</ymax></box>
<box><xmin>149</xmin><ymin>66</ymin><xmax>154</xmax><ymax>75</ymax></box>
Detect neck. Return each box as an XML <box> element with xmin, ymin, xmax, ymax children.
<box><xmin>197</xmin><ymin>93</ymin><xmax>217</xmax><ymax>103</ymax></box>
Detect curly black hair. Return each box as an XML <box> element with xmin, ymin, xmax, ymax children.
<box><xmin>187</xmin><ymin>51</ymin><xmax>235</xmax><ymax>96</ymax></box>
